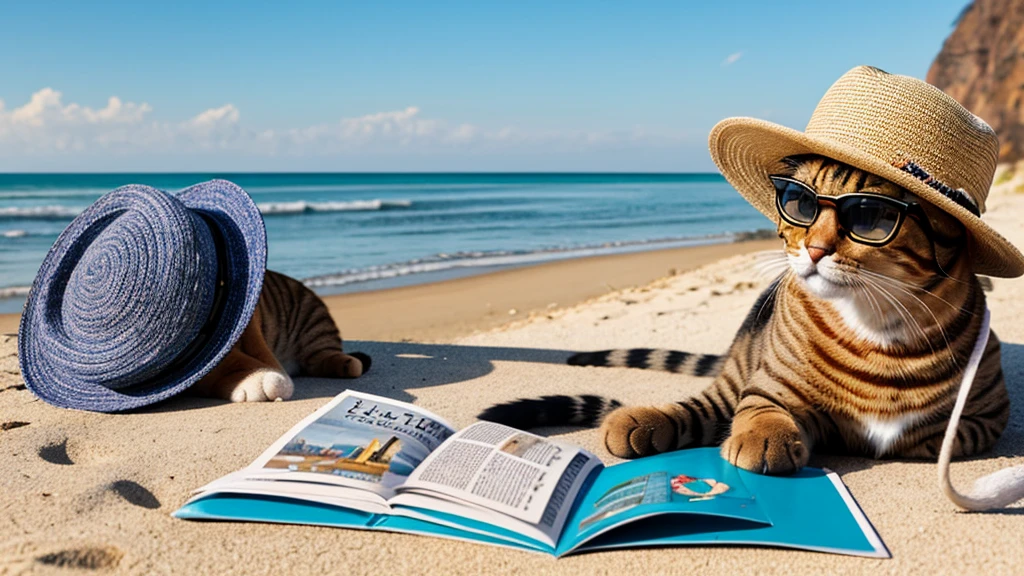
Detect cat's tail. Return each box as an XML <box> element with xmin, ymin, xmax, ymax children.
<box><xmin>350</xmin><ymin>352</ymin><xmax>372</xmax><ymax>374</ymax></box>
<box><xmin>567</xmin><ymin>348</ymin><xmax>725</xmax><ymax>377</ymax></box>
<box><xmin>478</xmin><ymin>395</ymin><xmax>622</xmax><ymax>430</ymax></box>
<box><xmin>479</xmin><ymin>349</ymin><xmax>726</xmax><ymax>430</ymax></box>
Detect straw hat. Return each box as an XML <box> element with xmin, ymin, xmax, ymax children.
<box><xmin>18</xmin><ymin>180</ymin><xmax>267</xmax><ymax>412</ymax></box>
<box><xmin>709</xmin><ymin>65</ymin><xmax>1024</xmax><ymax>278</ymax></box>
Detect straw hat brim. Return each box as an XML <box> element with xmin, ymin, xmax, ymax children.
<box><xmin>18</xmin><ymin>180</ymin><xmax>267</xmax><ymax>412</ymax></box>
<box><xmin>709</xmin><ymin>117</ymin><xmax>1024</xmax><ymax>278</ymax></box>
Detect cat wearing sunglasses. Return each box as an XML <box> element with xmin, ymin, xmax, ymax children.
<box><xmin>480</xmin><ymin>154</ymin><xmax>1008</xmax><ymax>475</ymax></box>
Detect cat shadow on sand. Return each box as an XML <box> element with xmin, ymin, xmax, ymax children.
<box><xmin>148</xmin><ymin>340</ymin><xmax>575</xmax><ymax>413</ymax></box>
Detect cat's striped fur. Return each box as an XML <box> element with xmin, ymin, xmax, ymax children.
<box><xmin>191</xmin><ymin>270</ymin><xmax>370</xmax><ymax>402</ymax></box>
<box><xmin>480</xmin><ymin>156</ymin><xmax>1010</xmax><ymax>474</ymax></box>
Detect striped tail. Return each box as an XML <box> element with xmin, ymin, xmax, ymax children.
<box><xmin>477</xmin><ymin>395</ymin><xmax>621</xmax><ymax>430</ymax></box>
<box><xmin>567</xmin><ymin>348</ymin><xmax>725</xmax><ymax>377</ymax></box>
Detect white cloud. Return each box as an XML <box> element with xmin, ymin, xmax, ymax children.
<box><xmin>182</xmin><ymin>104</ymin><xmax>243</xmax><ymax>150</ymax></box>
<box><xmin>0</xmin><ymin>88</ymin><xmax>688</xmax><ymax>166</ymax></box>
<box><xmin>7</xmin><ymin>88</ymin><xmax>152</xmax><ymax>127</ymax></box>
<box><xmin>189</xmin><ymin>104</ymin><xmax>240</xmax><ymax>127</ymax></box>
<box><xmin>0</xmin><ymin>89</ymin><xmax>160</xmax><ymax>154</ymax></box>
<box><xmin>291</xmin><ymin>106</ymin><xmax>447</xmax><ymax>149</ymax></box>
<box><xmin>722</xmin><ymin>52</ymin><xmax>743</xmax><ymax>67</ymax></box>
<box><xmin>445</xmin><ymin>123</ymin><xmax>478</xmax><ymax>143</ymax></box>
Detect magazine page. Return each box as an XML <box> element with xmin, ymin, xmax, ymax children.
<box><xmin>388</xmin><ymin>492</ymin><xmax>556</xmax><ymax>551</ymax></box>
<box><xmin>220</xmin><ymin>390</ymin><xmax>456</xmax><ymax>498</ymax></box>
<box><xmin>175</xmin><ymin>491</ymin><xmax>548</xmax><ymax>554</ymax></box>
<box><xmin>396</xmin><ymin>421</ymin><xmax>601</xmax><ymax>537</ymax></box>
<box><xmin>557</xmin><ymin>447</ymin><xmax>770</xmax><ymax>556</ymax></box>
<box><xmin>183</xmin><ymin>473</ymin><xmax>392</xmax><ymax>515</ymax></box>
<box><xmin>190</xmin><ymin>470</ymin><xmax>389</xmax><ymax>504</ymax></box>
<box><xmin>560</xmin><ymin>448</ymin><xmax>889</xmax><ymax>558</ymax></box>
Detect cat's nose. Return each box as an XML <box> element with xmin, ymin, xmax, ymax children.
<box><xmin>807</xmin><ymin>245</ymin><xmax>832</xmax><ymax>263</ymax></box>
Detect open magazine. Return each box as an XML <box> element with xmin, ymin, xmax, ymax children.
<box><xmin>174</xmin><ymin>391</ymin><xmax>889</xmax><ymax>558</ymax></box>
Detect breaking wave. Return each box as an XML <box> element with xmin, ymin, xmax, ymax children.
<box><xmin>0</xmin><ymin>199</ymin><xmax>414</xmax><ymax>220</ymax></box>
<box><xmin>257</xmin><ymin>199</ymin><xmax>413</xmax><ymax>215</ymax></box>
<box><xmin>303</xmin><ymin>233</ymin><xmax>740</xmax><ymax>290</ymax></box>
<box><xmin>0</xmin><ymin>206</ymin><xmax>83</xmax><ymax>219</ymax></box>
<box><xmin>0</xmin><ymin>286</ymin><xmax>31</xmax><ymax>299</ymax></box>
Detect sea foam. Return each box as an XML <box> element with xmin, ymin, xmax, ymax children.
<box><xmin>257</xmin><ymin>199</ymin><xmax>413</xmax><ymax>214</ymax></box>
<box><xmin>303</xmin><ymin>234</ymin><xmax>736</xmax><ymax>290</ymax></box>
<box><xmin>0</xmin><ymin>199</ymin><xmax>414</xmax><ymax>220</ymax></box>
<box><xmin>0</xmin><ymin>206</ymin><xmax>83</xmax><ymax>219</ymax></box>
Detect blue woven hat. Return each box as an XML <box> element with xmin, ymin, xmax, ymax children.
<box><xmin>18</xmin><ymin>180</ymin><xmax>267</xmax><ymax>412</ymax></box>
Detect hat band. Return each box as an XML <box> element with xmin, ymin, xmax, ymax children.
<box><xmin>893</xmin><ymin>160</ymin><xmax>980</xmax><ymax>217</ymax></box>
<box><xmin>116</xmin><ymin>213</ymin><xmax>232</xmax><ymax>397</ymax></box>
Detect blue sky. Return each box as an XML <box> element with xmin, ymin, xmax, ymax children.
<box><xmin>0</xmin><ymin>0</ymin><xmax>970</xmax><ymax>172</ymax></box>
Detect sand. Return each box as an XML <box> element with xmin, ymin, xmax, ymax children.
<box><xmin>3</xmin><ymin>193</ymin><xmax>1024</xmax><ymax>574</ymax></box>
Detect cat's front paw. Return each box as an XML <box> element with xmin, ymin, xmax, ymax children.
<box><xmin>228</xmin><ymin>370</ymin><xmax>295</xmax><ymax>402</ymax></box>
<box><xmin>721</xmin><ymin>415</ymin><xmax>808</xmax><ymax>475</ymax></box>
<box><xmin>601</xmin><ymin>406</ymin><xmax>678</xmax><ymax>459</ymax></box>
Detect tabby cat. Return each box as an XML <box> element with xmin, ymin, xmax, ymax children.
<box><xmin>190</xmin><ymin>270</ymin><xmax>371</xmax><ymax>402</ymax></box>
<box><xmin>480</xmin><ymin>155</ymin><xmax>1009</xmax><ymax>475</ymax></box>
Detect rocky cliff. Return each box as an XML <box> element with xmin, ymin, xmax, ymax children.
<box><xmin>927</xmin><ymin>0</ymin><xmax>1024</xmax><ymax>163</ymax></box>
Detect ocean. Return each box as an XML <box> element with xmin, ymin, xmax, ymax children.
<box><xmin>0</xmin><ymin>173</ymin><xmax>769</xmax><ymax>313</ymax></box>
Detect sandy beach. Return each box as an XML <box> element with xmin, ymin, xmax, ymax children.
<box><xmin>3</xmin><ymin>191</ymin><xmax>1024</xmax><ymax>574</ymax></box>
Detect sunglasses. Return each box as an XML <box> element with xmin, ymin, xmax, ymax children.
<box><xmin>769</xmin><ymin>175</ymin><xmax>934</xmax><ymax>247</ymax></box>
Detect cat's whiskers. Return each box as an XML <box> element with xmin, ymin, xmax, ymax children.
<box><xmin>752</xmin><ymin>252</ymin><xmax>790</xmax><ymax>276</ymax></box>
<box><xmin>931</xmin><ymin>266</ymin><xmax>976</xmax><ymax>288</ymax></box>
<box><xmin>752</xmin><ymin>252</ymin><xmax>787</xmax><ymax>265</ymax></box>
<box><xmin>858</xmin><ymin>276</ymin><xmax>915</xmax><ymax>337</ymax></box>
<box><xmin>858</xmin><ymin>276</ymin><xmax>922</xmax><ymax>340</ymax></box>
<box><xmin>753</xmin><ymin>255</ymin><xmax>787</xmax><ymax>266</ymax></box>
<box><xmin>851</xmin><ymin>277</ymin><xmax>907</xmax><ymax>340</ymax></box>
<box><xmin>852</xmin><ymin>278</ymin><xmax>884</xmax><ymax>324</ymax></box>
<box><xmin>851</xmin><ymin>278</ymin><xmax>921</xmax><ymax>382</ymax></box>
<box><xmin>755</xmin><ymin>271</ymin><xmax>790</xmax><ymax>324</ymax></box>
<box><xmin>862</xmin><ymin>275</ymin><xmax>959</xmax><ymax>369</ymax></box>
<box><xmin>860</xmin><ymin>274</ymin><xmax>945</xmax><ymax>365</ymax></box>
<box><xmin>753</xmin><ymin>261</ymin><xmax>790</xmax><ymax>281</ymax></box>
<box><xmin>751</xmin><ymin>249</ymin><xmax>787</xmax><ymax>260</ymax></box>
<box><xmin>858</xmin><ymin>268</ymin><xmax>974</xmax><ymax>317</ymax></box>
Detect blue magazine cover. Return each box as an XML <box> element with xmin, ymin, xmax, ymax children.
<box><xmin>174</xmin><ymin>391</ymin><xmax>889</xmax><ymax>558</ymax></box>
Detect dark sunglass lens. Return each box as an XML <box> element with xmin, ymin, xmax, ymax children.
<box><xmin>777</xmin><ymin>182</ymin><xmax>817</xmax><ymax>224</ymax></box>
<box><xmin>842</xmin><ymin>198</ymin><xmax>900</xmax><ymax>242</ymax></box>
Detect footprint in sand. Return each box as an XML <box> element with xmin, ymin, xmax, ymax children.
<box><xmin>38</xmin><ymin>438</ymin><xmax>74</xmax><ymax>466</ymax></box>
<box><xmin>72</xmin><ymin>478</ymin><xmax>163</xmax><ymax>515</ymax></box>
<box><xmin>38</xmin><ymin>434</ymin><xmax>163</xmax><ymax>513</ymax></box>
<box><xmin>109</xmin><ymin>480</ymin><xmax>161</xmax><ymax>510</ymax></box>
<box><xmin>36</xmin><ymin>546</ymin><xmax>123</xmax><ymax>570</ymax></box>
